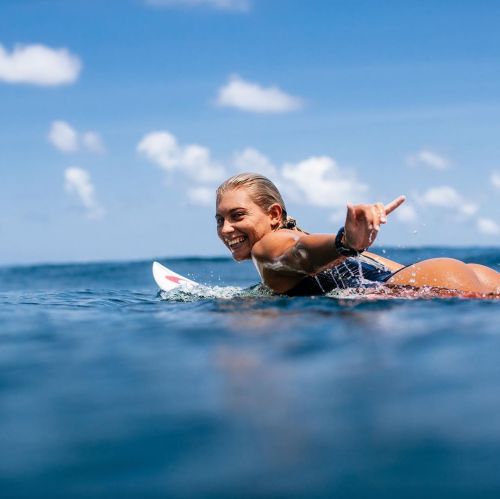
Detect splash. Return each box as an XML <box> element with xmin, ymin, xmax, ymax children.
<box><xmin>332</xmin><ymin>284</ymin><xmax>500</xmax><ymax>301</ymax></box>
<box><xmin>159</xmin><ymin>283</ymin><xmax>275</xmax><ymax>302</ymax></box>
<box><xmin>252</xmin><ymin>239</ymin><xmax>309</xmax><ymax>276</ymax></box>
<box><xmin>159</xmin><ymin>282</ymin><xmax>500</xmax><ymax>303</ymax></box>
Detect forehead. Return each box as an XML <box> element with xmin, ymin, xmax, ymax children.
<box><xmin>216</xmin><ymin>188</ymin><xmax>257</xmax><ymax>213</ymax></box>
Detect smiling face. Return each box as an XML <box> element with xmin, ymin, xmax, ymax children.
<box><xmin>216</xmin><ymin>188</ymin><xmax>281</xmax><ymax>261</ymax></box>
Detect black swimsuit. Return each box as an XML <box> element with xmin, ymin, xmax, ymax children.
<box><xmin>286</xmin><ymin>254</ymin><xmax>394</xmax><ymax>296</ymax></box>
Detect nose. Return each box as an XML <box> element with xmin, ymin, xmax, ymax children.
<box><xmin>220</xmin><ymin>219</ymin><xmax>235</xmax><ymax>237</ymax></box>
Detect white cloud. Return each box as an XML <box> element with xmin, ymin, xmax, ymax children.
<box><xmin>281</xmin><ymin>156</ymin><xmax>369</xmax><ymax>208</ymax></box>
<box><xmin>82</xmin><ymin>132</ymin><xmax>105</xmax><ymax>154</ymax></box>
<box><xmin>477</xmin><ymin>218</ymin><xmax>500</xmax><ymax>236</ymax></box>
<box><xmin>418</xmin><ymin>186</ymin><xmax>478</xmax><ymax>216</ymax></box>
<box><xmin>233</xmin><ymin>148</ymin><xmax>277</xmax><ymax>177</ymax></box>
<box><xmin>137</xmin><ymin>130</ymin><xmax>225</xmax><ymax>182</ymax></box>
<box><xmin>216</xmin><ymin>75</ymin><xmax>303</xmax><ymax>113</ymax></box>
<box><xmin>0</xmin><ymin>43</ymin><xmax>81</xmax><ymax>86</ymax></box>
<box><xmin>491</xmin><ymin>171</ymin><xmax>500</xmax><ymax>189</ymax></box>
<box><xmin>395</xmin><ymin>204</ymin><xmax>418</xmax><ymax>223</ymax></box>
<box><xmin>145</xmin><ymin>0</ymin><xmax>250</xmax><ymax>10</ymax></box>
<box><xmin>460</xmin><ymin>203</ymin><xmax>479</xmax><ymax>216</ymax></box>
<box><xmin>64</xmin><ymin>167</ymin><xmax>104</xmax><ymax>219</ymax></box>
<box><xmin>48</xmin><ymin>121</ymin><xmax>105</xmax><ymax>154</ymax></box>
<box><xmin>183</xmin><ymin>144</ymin><xmax>226</xmax><ymax>182</ymax></box>
<box><xmin>137</xmin><ymin>131</ymin><xmax>178</xmax><ymax>170</ymax></box>
<box><xmin>48</xmin><ymin>121</ymin><xmax>78</xmax><ymax>153</ymax></box>
<box><xmin>329</xmin><ymin>209</ymin><xmax>346</xmax><ymax>224</ymax></box>
<box><xmin>407</xmin><ymin>149</ymin><xmax>449</xmax><ymax>170</ymax></box>
<box><xmin>187</xmin><ymin>186</ymin><xmax>214</xmax><ymax>206</ymax></box>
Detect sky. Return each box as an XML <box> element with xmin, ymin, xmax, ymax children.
<box><xmin>1</xmin><ymin>0</ymin><xmax>499</xmax><ymax>265</ymax></box>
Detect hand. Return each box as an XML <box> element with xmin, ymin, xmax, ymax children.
<box><xmin>343</xmin><ymin>195</ymin><xmax>406</xmax><ymax>251</ymax></box>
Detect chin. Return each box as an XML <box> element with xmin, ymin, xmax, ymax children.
<box><xmin>232</xmin><ymin>251</ymin><xmax>251</xmax><ymax>262</ymax></box>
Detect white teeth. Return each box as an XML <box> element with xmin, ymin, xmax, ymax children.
<box><xmin>227</xmin><ymin>236</ymin><xmax>246</xmax><ymax>247</ymax></box>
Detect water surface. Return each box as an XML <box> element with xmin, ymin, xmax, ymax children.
<box><xmin>1</xmin><ymin>248</ymin><xmax>499</xmax><ymax>498</ymax></box>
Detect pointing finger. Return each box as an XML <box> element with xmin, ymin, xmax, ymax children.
<box><xmin>384</xmin><ymin>195</ymin><xmax>406</xmax><ymax>215</ymax></box>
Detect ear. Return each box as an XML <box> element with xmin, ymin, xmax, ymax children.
<box><xmin>268</xmin><ymin>203</ymin><xmax>283</xmax><ymax>229</ymax></box>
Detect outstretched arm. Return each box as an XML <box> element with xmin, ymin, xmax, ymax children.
<box><xmin>251</xmin><ymin>196</ymin><xmax>406</xmax><ymax>293</ymax></box>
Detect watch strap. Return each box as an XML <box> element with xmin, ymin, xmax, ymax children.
<box><xmin>335</xmin><ymin>226</ymin><xmax>361</xmax><ymax>257</ymax></box>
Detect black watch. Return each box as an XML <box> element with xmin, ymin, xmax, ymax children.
<box><xmin>335</xmin><ymin>226</ymin><xmax>361</xmax><ymax>257</ymax></box>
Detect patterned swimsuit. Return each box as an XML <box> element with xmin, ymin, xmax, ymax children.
<box><xmin>285</xmin><ymin>254</ymin><xmax>394</xmax><ymax>296</ymax></box>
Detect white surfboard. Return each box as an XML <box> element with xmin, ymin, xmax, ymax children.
<box><xmin>152</xmin><ymin>261</ymin><xmax>199</xmax><ymax>292</ymax></box>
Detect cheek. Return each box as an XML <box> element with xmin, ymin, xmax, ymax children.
<box><xmin>243</xmin><ymin>223</ymin><xmax>257</xmax><ymax>239</ymax></box>
<box><xmin>256</xmin><ymin>220</ymin><xmax>270</xmax><ymax>236</ymax></box>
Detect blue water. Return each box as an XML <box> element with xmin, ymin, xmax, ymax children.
<box><xmin>1</xmin><ymin>247</ymin><xmax>499</xmax><ymax>498</ymax></box>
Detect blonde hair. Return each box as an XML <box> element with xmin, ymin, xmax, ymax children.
<box><xmin>216</xmin><ymin>172</ymin><xmax>304</xmax><ymax>231</ymax></box>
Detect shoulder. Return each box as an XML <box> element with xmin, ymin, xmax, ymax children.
<box><xmin>252</xmin><ymin>229</ymin><xmax>305</xmax><ymax>262</ymax></box>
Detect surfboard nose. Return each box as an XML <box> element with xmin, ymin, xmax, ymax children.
<box><xmin>152</xmin><ymin>261</ymin><xmax>198</xmax><ymax>292</ymax></box>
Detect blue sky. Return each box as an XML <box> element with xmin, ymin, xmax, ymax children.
<box><xmin>1</xmin><ymin>0</ymin><xmax>499</xmax><ymax>265</ymax></box>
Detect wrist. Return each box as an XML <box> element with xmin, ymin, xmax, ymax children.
<box><xmin>335</xmin><ymin>226</ymin><xmax>362</xmax><ymax>257</ymax></box>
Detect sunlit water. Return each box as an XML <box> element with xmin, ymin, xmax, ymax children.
<box><xmin>1</xmin><ymin>248</ymin><xmax>499</xmax><ymax>498</ymax></box>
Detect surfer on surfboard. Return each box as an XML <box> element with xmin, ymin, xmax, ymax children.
<box><xmin>214</xmin><ymin>173</ymin><xmax>500</xmax><ymax>296</ymax></box>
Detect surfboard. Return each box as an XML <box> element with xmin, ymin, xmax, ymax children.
<box><xmin>152</xmin><ymin>261</ymin><xmax>199</xmax><ymax>292</ymax></box>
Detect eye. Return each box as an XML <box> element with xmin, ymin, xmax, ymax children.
<box><xmin>232</xmin><ymin>211</ymin><xmax>245</xmax><ymax>221</ymax></box>
<box><xmin>215</xmin><ymin>216</ymin><xmax>223</xmax><ymax>227</ymax></box>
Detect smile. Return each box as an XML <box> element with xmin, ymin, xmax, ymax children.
<box><xmin>226</xmin><ymin>236</ymin><xmax>247</xmax><ymax>250</ymax></box>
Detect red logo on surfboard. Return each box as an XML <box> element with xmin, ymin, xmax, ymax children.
<box><xmin>165</xmin><ymin>275</ymin><xmax>184</xmax><ymax>284</ymax></box>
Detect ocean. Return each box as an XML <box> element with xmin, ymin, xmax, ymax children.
<box><xmin>1</xmin><ymin>247</ymin><xmax>499</xmax><ymax>498</ymax></box>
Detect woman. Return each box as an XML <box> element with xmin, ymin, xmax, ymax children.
<box><xmin>215</xmin><ymin>173</ymin><xmax>499</xmax><ymax>296</ymax></box>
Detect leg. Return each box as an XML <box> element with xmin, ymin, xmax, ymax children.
<box><xmin>467</xmin><ymin>264</ymin><xmax>500</xmax><ymax>293</ymax></box>
<box><xmin>387</xmin><ymin>258</ymin><xmax>494</xmax><ymax>293</ymax></box>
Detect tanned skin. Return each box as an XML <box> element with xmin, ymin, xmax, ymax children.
<box><xmin>216</xmin><ymin>188</ymin><xmax>500</xmax><ymax>295</ymax></box>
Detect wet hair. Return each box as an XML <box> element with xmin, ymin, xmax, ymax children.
<box><xmin>216</xmin><ymin>172</ymin><xmax>305</xmax><ymax>231</ymax></box>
